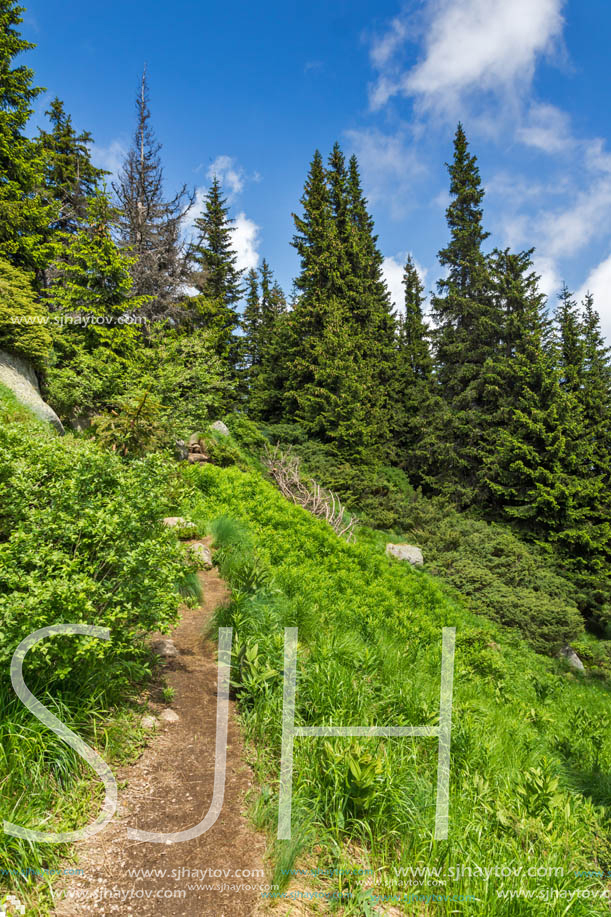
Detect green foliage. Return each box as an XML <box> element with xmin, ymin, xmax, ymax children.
<box><xmin>0</xmin><ymin>398</ymin><xmax>185</xmax><ymax>688</ymax></box>
<box><xmin>46</xmin><ymin>325</ymin><xmax>234</xmax><ymax>442</ymax></box>
<box><xmin>38</xmin><ymin>97</ymin><xmax>107</xmax><ymax>236</ymax></box>
<box><xmin>255</xmin><ymin>427</ymin><xmax>585</xmax><ymax>651</ymax></box>
<box><xmin>90</xmin><ymin>389</ymin><xmax>166</xmax><ymax>456</ymax></box>
<box><xmin>0</xmin><ymin>257</ymin><xmax>51</xmax><ymax>369</ymax></box>
<box><xmin>188</xmin><ymin>463</ymin><xmax>611</xmax><ymax>914</ymax></box>
<box><xmin>0</xmin><ymin>0</ymin><xmax>58</xmax><ymax>275</ymax></box>
<box><xmin>48</xmin><ymin>192</ymin><xmax>149</xmax><ymax>345</ymax></box>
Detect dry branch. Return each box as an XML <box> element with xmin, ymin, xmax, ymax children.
<box><xmin>262</xmin><ymin>444</ymin><xmax>358</xmax><ymax>542</ymax></box>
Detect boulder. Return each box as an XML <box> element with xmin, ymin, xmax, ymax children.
<box><xmin>188</xmin><ymin>453</ymin><xmax>208</xmax><ymax>464</ymax></box>
<box><xmin>210</xmin><ymin>420</ymin><xmax>230</xmax><ymax>436</ymax></box>
<box><xmin>0</xmin><ymin>349</ymin><xmax>64</xmax><ymax>434</ymax></box>
<box><xmin>558</xmin><ymin>645</ymin><xmax>585</xmax><ymax>672</ymax></box>
<box><xmin>160</xmin><ymin>709</ymin><xmax>179</xmax><ymax>724</ymax></box>
<box><xmin>187</xmin><ymin>541</ymin><xmax>213</xmax><ymax>570</ymax></box>
<box><xmin>386</xmin><ymin>543</ymin><xmax>424</xmax><ymax>566</ymax></box>
<box><xmin>175</xmin><ymin>440</ymin><xmax>189</xmax><ymax>461</ymax></box>
<box><xmin>141</xmin><ymin>715</ymin><xmax>158</xmax><ymax>730</ymax></box>
<box><xmin>162</xmin><ymin>517</ymin><xmax>197</xmax><ymax>537</ymax></box>
<box><xmin>151</xmin><ymin>638</ymin><xmax>178</xmax><ymax>659</ymax></box>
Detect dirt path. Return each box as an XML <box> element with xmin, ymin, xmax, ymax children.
<box><xmin>53</xmin><ymin>544</ymin><xmax>268</xmax><ymax>917</ymax></box>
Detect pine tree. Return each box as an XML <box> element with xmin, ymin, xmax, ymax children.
<box><xmin>555</xmin><ymin>284</ymin><xmax>585</xmax><ymax>395</ymax></box>
<box><xmin>399</xmin><ymin>256</ymin><xmax>433</xmax><ymax>381</ymax></box>
<box><xmin>38</xmin><ymin>98</ymin><xmax>106</xmax><ymax>235</ymax></box>
<box><xmin>480</xmin><ymin>248</ymin><xmax>562</xmax><ymax>521</ymax></box>
<box><xmin>49</xmin><ymin>192</ymin><xmax>149</xmax><ymax>354</ymax></box>
<box><xmin>394</xmin><ymin>257</ymin><xmax>435</xmax><ymax>466</ymax></box>
<box><xmin>0</xmin><ymin>0</ymin><xmax>56</xmax><ymax>276</ymax></box>
<box><xmin>282</xmin><ymin>150</ymin><xmax>345</xmax><ymax>425</ymax></box>
<box><xmin>428</xmin><ymin>124</ymin><xmax>500</xmax><ymax>503</ymax></box>
<box><xmin>581</xmin><ymin>292</ymin><xmax>611</xmax><ymax>478</ymax></box>
<box><xmin>241</xmin><ymin>267</ymin><xmax>261</xmax><ymax>369</ymax></box>
<box><xmin>246</xmin><ymin>260</ymin><xmax>287</xmax><ymax>419</ymax></box>
<box><xmin>191</xmin><ymin>176</ymin><xmax>244</xmax><ymax>304</ymax></box>
<box><xmin>189</xmin><ymin>176</ymin><xmax>243</xmax><ymax>360</ymax></box>
<box><xmin>480</xmin><ymin>253</ymin><xmax>611</xmax><ymax>624</ymax></box>
<box><xmin>258</xmin><ymin>260</ymin><xmax>287</xmax><ymax>347</ymax></box>
<box><xmin>282</xmin><ymin>146</ymin><xmax>398</xmax><ymax>460</ymax></box>
<box><xmin>113</xmin><ymin>69</ymin><xmax>193</xmax><ymax>316</ymax></box>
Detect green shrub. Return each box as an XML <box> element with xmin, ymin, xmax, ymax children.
<box><xmin>0</xmin><ymin>258</ymin><xmax>52</xmax><ymax>371</ymax></box>
<box><xmin>0</xmin><ymin>411</ymin><xmax>185</xmax><ymax>689</ymax></box>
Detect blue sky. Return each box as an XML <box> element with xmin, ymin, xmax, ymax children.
<box><xmin>23</xmin><ymin>0</ymin><xmax>611</xmax><ymax>337</ymax></box>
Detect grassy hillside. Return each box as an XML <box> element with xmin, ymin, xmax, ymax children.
<box><xmin>182</xmin><ymin>459</ymin><xmax>611</xmax><ymax>915</ymax></box>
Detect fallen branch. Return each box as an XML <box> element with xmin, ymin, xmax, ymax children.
<box><xmin>262</xmin><ymin>444</ymin><xmax>358</xmax><ymax>542</ymax></box>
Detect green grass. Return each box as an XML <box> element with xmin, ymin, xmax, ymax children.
<box><xmin>183</xmin><ymin>461</ymin><xmax>611</xmax><ymax>916</ymax></box>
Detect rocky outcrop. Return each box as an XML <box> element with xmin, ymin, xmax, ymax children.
<box><xmin>0</xmin><ymin>349</ymin><xmax>64</xmax><ymax>434</ymax></box>
<box><xmin>386</xmin><ymin>543</ymin><xmax>424</xmax><ymax>566</ymax></box>
<box><xmin>210</xmin><ymin>420</ymin><xmax>230</xmax><ymax>436</ymax></box>
<box><xmin>558</xmin><ymin>645</ymin><xmax>585</xmax><ymax>672</ymax></box>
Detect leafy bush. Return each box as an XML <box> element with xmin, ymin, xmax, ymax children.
<box><xmin>0</xmin><ymin>390</ymin><xmax>186</xmax><ymax>689</ymax></box>
<box><xmin>45</xmin><ymin>325</ymin><xmax>234</xmax><ymax>440</ymax></box>
<box><xmin>0</xmin><ymin>258</ymin><xmax>52</xmax><ymax>370</ymax></box>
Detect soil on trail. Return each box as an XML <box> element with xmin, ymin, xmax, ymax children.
<box><xmin>53</xmin><ymin>542</ymin><xmax>268</xmax><ymax>917</ymax></box>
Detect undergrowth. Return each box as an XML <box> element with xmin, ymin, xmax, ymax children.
<box><xmin>184</xmin><ymin>461</ymin><xmax>611</xmax><ymax>916</ymax></box>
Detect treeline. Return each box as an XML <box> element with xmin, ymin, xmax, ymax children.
<box><xmin>1</xmin><ymin>0</ymin><xmax>610</xmax><ymax>631</ymax></box>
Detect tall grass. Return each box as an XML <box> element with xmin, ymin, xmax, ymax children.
<box><xmin>187</xmin><ymin>462</ymin><xmax>611</xmax><ymax>916</ymax></box>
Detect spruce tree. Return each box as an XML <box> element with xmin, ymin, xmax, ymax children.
<box><xmin>555</xmin><ymin>284</ymin><xmax>585</xmax><ymax>395</ymax></box>
<box><xmin>189</xmin><ymin>176</ymin><xmax>243</xmax><ymax>360</ymax></box>
<box><xmin>38</xmin><ymin>98</ymin><xmax>106</xmax><ymax>235</ymax></box>
<box><xmin>246</xmin><ymin>260</ymin><xmax>287</xmax><ymax>419</ymax></box>
<box><xmin>0</xmin><ymin>0</ymin><xmax>56</xmax><ymax>275</ymax></box>
<box><xmin>283</xmin><ymin>150</ymin><xmax>344</xmax><ymax>424</ymax></box>
<box><xmin>394</xmin><ymin>256</ymin><xmax>435</xmax><ymax>470</ymax></box>
<box><xmin>429</xmin><ymin>124</ymin><xmax>500</xmax><ymax>503</ymax></box>
<box><xmin>113</xmin><ymin>69</ymin><xmax>193</xmax><ymax>316</ymax></box>
<box><xmin>480</xmin><ymin>253</ymin><xmax>610</xmax><ymax>624</ymax></box>
<box><xmin>241</xmin><ymin>267</ymin><xmax>261</xmax><ymax>369</ymax></box>
<box><xmin>49</xmin><ymin>192</ymin><xmax>149</xmax><ymax>354</ymax></box>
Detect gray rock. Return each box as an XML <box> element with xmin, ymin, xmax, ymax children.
<box><xmin>0</xmin><ymin>349</ymin><xmax>64</xmax><ymax>434</ymax></box>
<box><xmin>210</xmin><ymin>420</ymin><xmax>230</xmax><ymax>436</ymax></box>
<box><xmin>558</xmin><ymin>645</ymin><xmax>585</xmax><ymax>672</ymax></box>
<box><xmin>151</xmin><ymin>638</ymin><xmax>178</xmax><ymax>658</ymax></box>
<box><xmin>187</xmin><ymin>541</ymin><xmax>213</xmax><ymax>570</ymax></box>
<box><xmin>162</xmin><ymin>516</ymin><xmax>197</xmax><ymax>535</ymax></box>
<box><xmin>175</xmin><ymin>440</ymin><xmax>189</xmax><ymax>461</ymax></box>
<box><xmin>160</xmin><ymin>709</ymin><xmax>179</xmax><ymax>724</ymax></box>
<box><xmin>141</xmin><ymin>715</ymin><xmax>157</xmax><ymax>730</ymax></box>
<box><xmin>386</xmin><ymin>543</ymin><xmax>424</xmax><ymax>566</ymax></box>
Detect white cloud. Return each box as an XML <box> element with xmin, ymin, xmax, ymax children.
<box><xmin>532</xmin><ymin>255</ymin><xmax>562</xmax><ymax>300</ymax></box>
<box><xmin>91</xmin><ymin>139</ymin><xmax>126</xmax><ymax>177</ymax></box>
<box><xmin>345</xmin><ymin>127</ymin><xmax>426</xmax><ymax>219</ymax></box>
<box><xmin>233</xmin><ymin>212</ymin><xmax>261</xmax><ymax>272</ymax></box>
<box><xmin>577</xmin><ymin>253</ymin><xmax>611</xmax><ymax>341</ymax></box>
<box><xmin>370</xmin><ymin>15</ymin><xmax>408</xmax><ymax>69</ymax></box>
<box><xmin>207</xmin><ymin>155</ymin><xmax>245</xmax><ymax>198</ymax></box>
<box><xmin>370</xmin><ymin>0</ymin><xmax>565</xmax><ymax>112</ymax></box>
<box><xmin>382</xmin><ymin>253</ymin><xmax>429</xmax><ymax>312</ymax></box>
<box><xmin>517</xmin><ymin>103</ymin><xmax>572</xmax><ymax>153</ymax></box>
